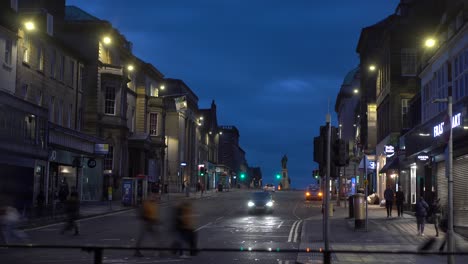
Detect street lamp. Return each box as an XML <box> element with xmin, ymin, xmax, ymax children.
<box><xmin>425</xmin><ymin>37</ymin><xmax>436</xmax><ymax>48</ymax></box>
<box><xmin>24</xmin><ymin>21</ymin><xmax>35</xmax><ymax>31</ymax></box>
<box><xmin>369</xmin><ymin>65</ymin><xmax>376</xmax><ymax>71</ymax></box>
<box><xmin>432</xmin><ymin>86</ymin><xmax>454</xmax><ymax>264</ymax></box>
<box><xmin>353</xmin><ymin>89</ymin><xmax>359</xmax><ymax>94</ymax></box>
<box><xmin>102</xmin><ymin>36</ymin><xmax>112</xmax><ymax>45</ymax></box>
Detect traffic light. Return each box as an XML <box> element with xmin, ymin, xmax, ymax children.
<box><xmin>276</xmin><ymin>173</ymin><xmax>281</xmax><ymax>180</ymax></box>
<box><xmin>198</xmin><ymin>165</ymin><xmax>205</xmax><ymax>176</ymax></box>
<box><xmin>240</xmin><ymin>173</ymin><xmax>246</xmax><ymax>180</ymax></box>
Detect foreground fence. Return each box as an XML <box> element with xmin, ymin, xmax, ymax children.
<box><xmin>2</xmin><ymin>244</ymin><xmax>468</xmax><ymax>264</ymax></box>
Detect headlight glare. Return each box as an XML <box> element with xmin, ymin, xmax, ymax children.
<box><xmin>266</xmin><ymin>201</ymin><xmax>273</xmax><ymax>207</ymax></box>
<box><xmin>248</xmin><ymin>201</ymin><xmax>255</xmax><ymax>207</ymax></box>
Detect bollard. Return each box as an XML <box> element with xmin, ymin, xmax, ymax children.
<box><xmin>353</xmin><ymin>193</ymin><xmax>366</xmax><ymax>229</ymax></box>
<box><xmin>348</xmin><ymin>195</ymin><xmax>354</xmax><ymax>218</ymax></box>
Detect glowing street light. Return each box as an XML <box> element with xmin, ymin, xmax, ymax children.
<box><xmin>24</xmin><ymin>21</ymin><xmax>35</xmax><ymax>31</ymax></box>
<box><xmin>103</xmin><ymin>36</ymin><xmax>112</xmax><ymax>45</ymax></box>
<box><xmin>425</xmin><ymin>37</ymin><xmax>436</xmax><ymax>48</ymax></box>
<box><xmin>353</xmin><ymin>89</ymin><xmax>359</xmax><ymax>94</ymax></box>
<box><xmin>127</xmin><ymin>65</ymin><xmax>134</xmax><ymax>71</ymax></box>
<box><xmin>160</xmin><ymin>85</ymin><xmax>165</xmax><ymax>90</ymax></box>
<box><xmin>369</xmin><ymin>65</ymin><xmax>376</xmax><ymax>72</ymax></box>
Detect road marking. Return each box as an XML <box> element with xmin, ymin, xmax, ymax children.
<box><xmin>216</xmin><ymin>216</ymin><xmax>224</xmax><ymax>221</ymax></box>
<box><xmin>293</xmin><ymin>220</ymin><xmax>302</xmax><ymax>242</ymax></box>
<box><xmin>277</xmin><ymin>221</ymin><xmax>284</xmax><ymax>229</ymax></box>
<box><xmin>101</xmin><ymin>238</ymin><xmax>121</xmax><ymax>241</ymax></box>
<box><xmin>288</xmin><ymin>220</ymin><xmax>299</xmax><ymax>242</ymax></box>
<box><xmin>195</xmin><ymin>221</ymin><xmax>212</xmax><ymax>232</ymax></box>
<box><xmin>292</xmin><ymin>200</ymin><xmax>301</xmax><ymax>220</ymax></box>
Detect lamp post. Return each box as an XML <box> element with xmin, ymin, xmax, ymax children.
<box><xmin>433</xmin><ymin>86</ymin><xmax>454</xmax><ymax>264</ymax></box>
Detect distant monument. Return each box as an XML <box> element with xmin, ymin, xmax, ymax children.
<box><xmin>281</xmin><ymin>154</ymin><xmax>290</xmax><ymax>190</ymax></box>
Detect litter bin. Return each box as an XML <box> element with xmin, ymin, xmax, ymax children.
<box><xmin>348</xmin><ymin>195</ymin><xmax>354</xmax><ymax>218</ymax></box>
<box><xmin>353</xmin><ymin>193</ymin><xmax>366</xmax><ymax>229</ymax></box>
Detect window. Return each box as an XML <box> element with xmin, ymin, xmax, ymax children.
<box><xmin>401</xmin><ymin>99</ymin><xmax>409</xmax><ymax>128</ymax></box>
<box><xmin>23</xmin><ymin>34</ymin><xmax>30</xmax><ymax>63</ymax></box>
<box><xmin>50</xmin><ymin>49</ymin><xmax>56</xmax><ymax>78</ymax></box>
<box><xmin>58</xmin><ymin>99</ymin><xmax>63</xmax><ymax>125</ymax></box>
<box><xmin>149</xmin><ymin>113</ymin><xmax>158</xmax><ymax>135</ymax></box>
<box><xmin>4</xmin><ymin>39</ymin><xmax>12</xmax><ymax>65</ymax></box>
<box><xmin>49</xmin><ymin>96</ymin><xmax>55</xmax><ymax>122</ymax></box>
<box><xmin>21</xmin><ymin>84</ymin><xmax>28</xmax><ymax>99</ymax></box>
<box><xmin>46</xmin><ymin>13</ymin><xmax>53</xmax><ymax>36</ymax></box>
<box><xmin>37</xmin><ymin>47</ymin><xmax>44</xmax><ymax>71</ymax></box>
<box><xmin>69</xmin><ymin>60</ymin><xmax>75</xmax><ymax>86</ymax></box>
<box><xmin>150</xmin><ymin>83</ymin><xmax>158</xmax><ymax>97</ymax></box>
<box><xmin>67</xmin><ymin>104</ymin><xmax>72</xmax><ymax>128</ymax></box>
<box><xmin>104</xmin><ymin>86</ymin><xmax>116</xmax><ymax>115</ymax></box>
<box><xmin>104</xmin><ymin>145</ymin><xmax>114</xmax><ymax>171</ymax></box>
<box><xmin>77</xmin><ymin>108</ymin><xmax>82</xmax><ymax>131</ymax></box>
<box><xmin>401</xmin><ymin>48</ymin><xmax>417</xmax><ymax>76</ymax></box>
<box><xmin>37</xmin><ymin>90</ymin><xmax>43</xmax><ymax>106</ymax></box>
<box><xmin>59</xmin><ymin>55</ymin><xmax>65</xmax><ymax>81</ymax></box>
<box><xmin>24</xmin><ymin>114</ymin><xmax>36</xmax><ymax>142</ymax></box>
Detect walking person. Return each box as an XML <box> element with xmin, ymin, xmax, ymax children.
<box><xmin>172</xmin><ymin>201</ymin><xmax>197</xmax><ymax>258</ymax></box>
<box><xmin>61</xmin><ymin>189</ymin><xmax>79</xmax><ymax>236</ymax></box>
<box><xmin>432</xmin><ymin>198</ymin><xmax>442</xmax><ymax>237</ymax></box>
<box><xmin>0</xmin><ymin>205</ymin><xmax>28</xmax><ymax>243</ymax></box>
<box><xmin>415</xmin><ymin>196</ymin><xmax>429</xmax><ymax>236</ymax></box>
<box><xmin>384</xmin><ymin>184</ymin><xmax>395</xmax><ymax>218</ymax></box>
<box><xmin>395</xmin><ymin>187</ymin><xmax>405</xmax><ymax>217</ymax></box>
<box><xmin>134</xmin><ymin>193</ymin><xmax>160</xmax><ymax>257</ymax></box>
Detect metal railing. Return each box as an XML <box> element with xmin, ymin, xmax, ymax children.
<box><xmin>2</xmin><ymin>244</ymin><xmax>468</xmax><ymax>264</ymax></box>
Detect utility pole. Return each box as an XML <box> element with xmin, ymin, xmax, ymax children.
<box><xmin>447</xmin><ymin>86</ymin><xmax>454</xmax><ymax>264</ymax></box>
<box><xmin>324</xmin><ymin>113</ymin><xmax>331</xmax><ymax>264</ymax></box>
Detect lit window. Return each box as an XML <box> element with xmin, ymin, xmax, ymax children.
<box><xmin>23</xmin><ymin>34</ymin><xmax>30</xmax><ymax>63</ymax></box>
<box><xmin>37</xmin><ymin>47</ymin><xmax>44</xmax><ymax>71</ymax></box>
<box><xmin>104</xmin><ymin>86</ymin><xmax>116</xmax><ymax>115</ymax></box>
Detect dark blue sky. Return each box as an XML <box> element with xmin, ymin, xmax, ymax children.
<box><xmin>68</xmin><ymin>0</ymin><xmax>399</xmax><ymax>188</ymax></box>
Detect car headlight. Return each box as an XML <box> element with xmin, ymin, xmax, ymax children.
<box><xmin>266</xmin><ymin>201</ymin><xmax>273</xmax><ymax>207</ymax></box>
<box><xmin>248</xmin><ymin>201</ymin><xmax>255</xmax><ymax>207</ymax></box>
<box><xmin>306</xmin><ymin>192</ymin><xmax>310</xmax><ymax>196</ymax></box>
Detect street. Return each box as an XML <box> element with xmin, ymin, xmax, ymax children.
<box><xmin>1</xmin><ymin>190</ymin><xmax>316</xmax><ymax>264</ymax></box>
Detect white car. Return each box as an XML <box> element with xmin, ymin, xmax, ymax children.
<box><xmin>263</xmin><ymin>184</ymin><xmax>275</xmax><ymax>192</ymax></box>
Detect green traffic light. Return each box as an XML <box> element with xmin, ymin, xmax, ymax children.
<box><xmin>240</xmin><ymin>173</ymin><xmax>245</xmax><ymax>179</ymax></box>
<box><xmin>276</xmin><ymin>174</ymin><xmax>281</xmax><ymax>179</ymax></box>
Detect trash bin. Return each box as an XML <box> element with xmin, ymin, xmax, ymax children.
<box><xmin>353</xmin><ymin>193</ymin><xmax>366</xmax><ymax>229</ymax></box>
<box><xmin>348</xmin><ymin>195</ymin><xmax>354</xmax><ymax>218</ymax></box>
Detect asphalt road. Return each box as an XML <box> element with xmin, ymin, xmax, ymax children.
<box><xmin>0</xmin><ymin>189</ymin><xmax>321</xmax><ymax>264</ymax></box>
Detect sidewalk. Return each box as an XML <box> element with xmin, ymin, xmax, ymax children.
<box><xmin>20</xmin><ymin>188</ymin><xmax>224</xmax><ymax>230</ymax></box>
<box><xmin>297</xmin><ymin>203</ymin><xmax>468</xmax><ymax>264</ymax></box>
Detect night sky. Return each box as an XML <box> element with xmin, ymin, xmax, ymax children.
<box><xmin>67</xmin><ymin>0</ymin><xmax>399</xmax><ymax>188</ymax></box>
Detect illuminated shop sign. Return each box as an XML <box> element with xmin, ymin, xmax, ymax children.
<box><xmin>417</xmin><ymin>152</ymin><xmax>430</xmax><ymax>162</ymax></box>
<box><xmin>433</xmin><ymin>113</ymin><xmax>461</xmax><ymax>137</ymax></box>
<box><xmin>385</xmin><ymin>145</ymin><xmax>395</xmax><ymax>158</ymax></box>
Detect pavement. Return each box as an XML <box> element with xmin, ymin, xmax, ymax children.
<box><xmin>19</xmin><ymin>188</ymin><xmax>226</xmax><ymax>230</ymax></box>
<box><xmin>296</xmin><ymin>202</ymin><xmax>468</xmax><ymax>264</ymax></box>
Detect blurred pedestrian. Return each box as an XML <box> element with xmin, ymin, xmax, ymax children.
<box><xmin>134</xmin><ymin>193</ymin><xmax>160</xmax><ymax>257</ymax></box>
<box><xmin>395</xmin><ymin>186</ymin><xmax>405</xmax><ymax>217</ymax></box>
<box><xmin>415</xmin><ymin>196</ymin><xmax>429</xmax><ymax>236</ymax></box>
<box><xmin>172</xmin><ymin>202</ymin><xmax>197</xmax><ymax>257</ymax></box>
<box><xmin>0</xmin><ymin>205</ymin><xmax>28</xmax><ymax>243</ymax></box>
<box><xmin>61</xmin><ymin>188</ymin><xmax>79</xmax><ymax>236</ymax></box>
<box><xmin>184</xmin><ymin>181</ymin><xmax>190</xmax><ymax>197</ymax></box>
<box><xmin>432</xmin><ymin>198</ymin><xmax>441</xmax><ymax>237</ymax></box>
<box><xmin>384</xmin><ymin>184</ymin><xmax>394</xmax><ymax>218</ymax></box>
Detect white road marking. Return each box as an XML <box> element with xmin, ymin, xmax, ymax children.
<box><xmin>288</xmin><ymin>220</ymin><xmax>298</xmax><ymax>242</ymax></box>
<box><xmin>277</xmin><ymin>221</ymin><xmax>284</xmax><ymax>229</ymax></box>
<box><xmin>194</xmin><ymin>221</ymin><xmax>212</xmax><ymax>232</ymax></box>
<box><xmin>293</xmin><ymin>220</ymin><xmax>302</xmax><ymax>242</ymax></box>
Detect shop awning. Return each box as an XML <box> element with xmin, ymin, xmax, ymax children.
<box><xmin>379</xmin><ymin>157</ymin><xmax>399</xmax><ymax>173</ymax></box>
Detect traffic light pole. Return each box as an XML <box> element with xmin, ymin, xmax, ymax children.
<box><xmin>324</xmin><ymin>114</ymin><xmax>331</xmax><ymax>264</ymax></box>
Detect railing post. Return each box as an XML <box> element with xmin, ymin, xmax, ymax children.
<box><xmin>323</xmin><ymin>250</ymin><xmax>331</xmax><ymax>264</ymax></box>
<box><xmin>93</xmin><ymin>248</ymin><xmax>103</xmax><ymax>264</ymax></box>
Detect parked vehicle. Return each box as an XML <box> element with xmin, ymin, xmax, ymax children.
<box><xmin>263</xmin><ymin>184</ymin><xmax>276</xmax><ymax>192</ymax></box>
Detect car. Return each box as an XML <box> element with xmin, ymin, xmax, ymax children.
<box><xmin>247</xmin><ymin>191</ymin><xmax>274</xmax><ymax>214</ymax></box>
<box><xmin>305</xmin><ymin>185</ymin><xmax>323</xmax><ymax>201</ymax></box>
<box><xmin>263</xmin><ymin>183</ymin><xmax>276</xmax><ymax>192</ymax></box>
